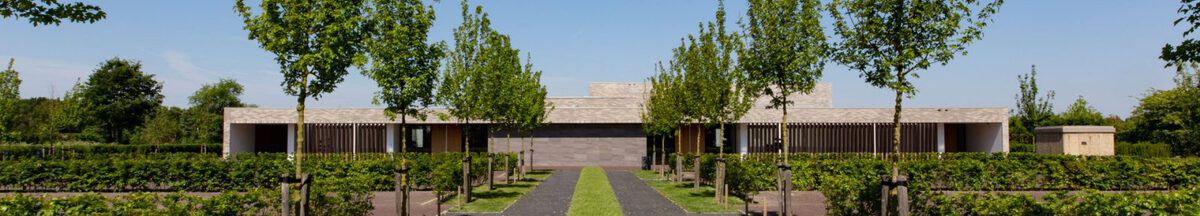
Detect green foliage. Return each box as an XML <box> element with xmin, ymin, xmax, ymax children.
<box><xmin>740</xmin><ymin>0</ymin><xmax>829</xmax><ymax>110</ymax></box>
<box><xmin>1012</xmin><ymin>65</ymin><xmax>1055</xmax><ymax>144</ymax></box>
<box><xmin>1116</xmin><ymin>142</ymin><xmax>1173</xmax><ymax>157</ymax></box>
<box><xmin>685</xmin><ymin>152</ymin><xmax>1200</xmax><ymax>214</ymax></box>
<box><xmin>438</xmin><ymin>0</ymin><xmax>532</xmax><ymax>131</ymax></box>
<box><xmin>0</xmin><ymin>98</ymin><xmax>59</xmax><ymax>144</ymax></box>
<box><xmin>1010</xmin><ymin>142</ymin><xmax>1035</xmax><ymax>153</ymax></box>
<box><xmin>830</xmin><ymin>0</ymin><xmax>1003</xmax><ymax>161</ymax></box>
<box><xmin>80</xmin><ymin>58</ymin><xmax>164</xmax><ymax>144</ymax></box>
<box><xmin>0</xmin><ymin>189</ymin><xmax>374</xmax><ymax>215</ymax></box>
<box><xmin>188</xmin><ymin>79</ymin><xmax>248</xmax><ymax>115</ymax></box>
<box><xmin>361</xmin><ymin>0</ymin><xmax>444</xmax><ymax>125</ymax></box>
<box><xmin>0</xmin><ymin>0</ymin><xmax>105</xmax><ymax>26</ymax></box>
<box><xmin>1124</xmin><ymin>65</ymin><xmax>1200</xmax><ymax>156</ymax></box>
<box><xmin>641</xmin><ymin>63</ymin><xmax>684</xmax><ymax>137</ymax></box>
<box><xmin>1162</xmin><ymin>0</ymin><xmax>1200</xmax><ymax>66</ymax></box>
<box><xmin>0</xmin><ymin>152</ymin><xmax>514</xmax><ymax>192</ymax></box>
<box><xmin>1058</xmin><ymin>96</ymin><xmax>1106</xmax><ymax>126</ymax></box>
<box><xmin>566</xmin><ymin>167</ymin><xmax>622</xmax><ymax>216</ymax></box>
<box><xmin>132</xmin><ymin>107</ymin><xmax>186</xmax><ymax>145</ymax></box>
<box><xmin>921</xmin><ymin>188</ymin><xmax>1200</xmax><ymax>215</ymax></box>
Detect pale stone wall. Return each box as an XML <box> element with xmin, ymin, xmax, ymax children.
<box><xmin>1034</xmin><ymin>126</ymin><xmax>1115</xmax><ymax>156</ymax></box>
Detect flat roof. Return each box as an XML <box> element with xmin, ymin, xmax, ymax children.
<box><xmin>224</xmin><ymin>107</ymin><xmax>1008</xmax><ymax>124</ymax></box>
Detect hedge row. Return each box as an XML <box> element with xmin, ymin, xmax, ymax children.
<box><xmin>0</xmin><ymin>153</ymin><xmax>517</xmax><ymax>192</ymax></box>
<box><xmin>0</xmin><ymin>189</ymin><xmax>372</xmax><ymax>216</ymax></box>
<box><xmin>0</xmin><ymin>144</ymin><xmax>222</xmax><ymax>160</ymax></box>
<box><xmin>1116</xmin><ymin>142</ymin><xmax>1173</xmax><ymax>157</ymax></box>
<box><xmin>921</xmin><ymin>188</ymin><xmax>1200</xmax><ymax>215</ymax></box>
<box><xmin>673</xmin><ymin>153</ymin><xmax>1200</xmax><ymax>215</ymax></box>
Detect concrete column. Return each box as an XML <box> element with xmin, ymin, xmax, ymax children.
<box><xmin>737</xmin><ymin>123</ymin><xmax>749</xmax><ymax>154</ymax></box>
<box><xmin>937</xmin><ymin>123</ymin><xmax>946</xmax><ymax>153</ymax></box>
<box><xmin>287</xmin><ymin>124</ymin><xmax>296</xmax><ymax>160</ymax></box>
<box><xmin>352</xmin><ymin>124</ymin><xmax>359</xmax><ymax>154</ymax></box>
<box><xmin>386</xmin><ymin>124</ymin><xmax>396</xmax><ymax>153</ymax></box>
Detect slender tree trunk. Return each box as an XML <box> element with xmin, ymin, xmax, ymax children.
<box><xmin>505</xmin><ymin>132</ymin><xmax>511</xmax><ymax>184</ymax></box>
<box><xmin>400</xmin><ymin>116</ymin><xmax>409</xmax><ymax>216</ymax></box>
<box><xmin>295</xmin><ymin>74</ymin><xmax>309</xmax><ymax>177</ymax></box>
<box><xmin>782</xmin><ymin>99</ymin><xmax>788</xmax><ymax>160</ymax></box>
<box><xmin>463</xmin><ymin>120</ymin><xmax>471</xmax><ymax>203</ymax></box>
<box><xmin>660</xmin><ymin>135</ymin><xmax>666</xmax><ymax>178</ymax></box>
<box><xmin>694</xmin><ymin>124</ymin><xmax>701</xmax><ymax>191</ymax></box>
<box><xmin>892</xmin><ymin>70</ymin><xmax>905</xmax><ymax>182</ymax></box>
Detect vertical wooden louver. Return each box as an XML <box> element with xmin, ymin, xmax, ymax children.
<box><xmin>745</xmin><ymin>123</ymin><xmax>938</xmax><ymax>154</ymax></box>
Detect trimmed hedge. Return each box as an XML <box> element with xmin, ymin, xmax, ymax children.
<box><xmin>678</xmin><ymin>153</ymin><xmax>1200</xmax><ymax>215</ymax></box>
<box><xmin>0</xmin><ymin>189</ymin><xmax>373</xmax><ymax>216</ymax></box>
<box><xmin>921</xmin><ymin>188</ymin><xmax>1200</xmax><ymax>215</ymax></box>
<box><xmin>0</xmin><ymin>152</ymin><xmax>516</xmax><ymax>192</ymax></box>
<box><xmin>0</xmin><ymin>144</ymin><xmax>222</xmax><ymax>160</ymax></box>
<box><xmin>1116</xmin><ymin>142</ymin><xmax>1172</xmax><ymax>157</ymax></box>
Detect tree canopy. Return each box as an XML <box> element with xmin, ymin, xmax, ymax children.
<box><xmin>1125</xmin><ymin>64</ymin><xmax>1200</xmax><ymax>156</ymax></box>
<box><xmin>80</xmin><ymin>58</ymin><xmax>163</xmax><ymax>144</ymax></box>
<box><xmin>740</xmin><ymin>0</ymin><xmax>829</xmax><ymax>159</ymax></box>
<box><xmin>1162</xmin><ymin>0</ymin><xmax>1200</xmax><ymax>66</ymax></box>
<box><xmin>829</xmin><ymin>0</ymin><xmax>1002</xmax><ymax>152</ymax></box>
<box><xmin>1012</xmin><ymin>65</ymin><xmax>1055</xmax><ymax>144</ymax></box>
<box><xmin>361</xmin><ymin>0</ymin><xmax>445</xmax><ymax>123</ymax></box>
<box><xmin>235</xmin><ymin>0</ymin><xmax>370</xmax><ymax>176</ymax></box>
<box><xmin>0</xmin><ymin>0</ymin><xmax>105</xmax><ymax>26</ymax></box>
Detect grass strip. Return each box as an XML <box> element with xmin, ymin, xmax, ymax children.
<box><xmin>633</xmin><ymin>170</ymin><xmax>744</xmax><ymax>213</ymax></box>
<box><xmin>567</xmin><ymin>167</ymin><xmax>623</xmax><ymax>216</ymax></box>
<box><xmin>449</xmin><ymin>170</ymin><xmax>553</xmax><ymax>213</ymax></box>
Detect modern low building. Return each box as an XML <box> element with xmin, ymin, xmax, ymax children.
<box><xmin>224</xmin><ymin>83</ymin><xmax>1009</xmax><ymax>168</ymax></box>
<box><xmin>1034</xmin><ymin>126</ymin><xmax>1116</xmax><ymax>156</ymax></box>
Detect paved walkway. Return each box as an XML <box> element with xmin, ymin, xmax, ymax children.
<box><xmin>473</xmin><ymin>170</ymin><xmax>580</xmax><ymax>216</ymax></box>
<box><xmin>606</xmin><ymin>171</ymin><xmax>690</xmax><ymax>216</ymax></box>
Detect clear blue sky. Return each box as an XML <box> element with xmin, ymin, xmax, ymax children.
<box><xmin>0</xmin><ymin>1</ymin><xmax>1187</xmax><ymax>117</ymax></box>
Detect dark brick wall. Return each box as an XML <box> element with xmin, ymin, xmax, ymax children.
<box><xmin>489</xmin><ymin>124</ymin><xmax>646</xmax><ymax>167</ymax></box>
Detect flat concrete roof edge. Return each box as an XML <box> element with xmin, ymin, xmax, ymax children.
<box><xmin>1034</xmin><ymin>126</ymin><xmax>1116</xmax><ymax>133</ymax></box>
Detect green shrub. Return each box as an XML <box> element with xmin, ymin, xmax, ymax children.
<box><xmin>0</xmin><ymin>189</ymin><xmax>373</xmax><ymax>215</ymax></box>
<box><xmin>0</xmin><ymin>152</ymin><xmax>516</xmax><ymax>192</ymax></box>
<box><xmin>919</xmin><ymin>188</ymin><xmax>1200</xmax><ymax>215</ymax></box>
<box><xmin>688</xmin><ymin>152</ymin><xmax>1200</xmax><ymax>215</ymax></box>
<box><xmin>1116</xmin><ymin>142</ymin><xmax>1172</xmax><ymax>157</ymax></box>
<box><xmin>0</xmin><ymin>143</ymin><xmax>222</xmax><ymax>160</ymax></box>
<box><xmin>1010</xmin><ymin>142</ymin><xmax>1035</xmax><ymax>153</ymax></box>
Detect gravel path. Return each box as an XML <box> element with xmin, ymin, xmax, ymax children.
<box><xmin>466</xmin><ymin>170</ymin><xmax>579</xmax><ymax>216</ymax></box>
<box><xmin>606</xmin><ymin>171</ymin><xmax>687</xmax><ymax>216</ymax></box>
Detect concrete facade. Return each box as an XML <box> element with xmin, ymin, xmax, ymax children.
<box><xmin>1034</xmin><ymin>126</ymin><xmax>1116</xmax><ymax>156</ymax></box>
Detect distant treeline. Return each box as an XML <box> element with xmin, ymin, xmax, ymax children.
<box><xmin>0</xmin><ymin>58</ymin><xmax>251</xmax><ymax>145</ymax></box>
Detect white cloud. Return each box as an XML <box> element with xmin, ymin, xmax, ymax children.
<box><xmin>162</xmin><ymin>50</ymin><xmax>214</xmax><ymax>82</ymax></box>
<box><xmin>0</xmin><ymin>56</ymin><xmax>92</xmax><ymax>99</ymax></box>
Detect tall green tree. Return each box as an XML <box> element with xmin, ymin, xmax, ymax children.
<box><xmin>1013</xmin><ymin>65</ymin><xmax>1055</xmax><ymax>144</ymax></box>
<box><xmin>0</xmin><ymin>59</ymin><xmax>20</xmax><ymax>144</ymax></box>
<box><xmin>641</xmin><ymin>62</ymin><xmax>684</xmax><ymax>176</ymax></box>
<box><xmin>359</xmin><ymin>0</ymin><xmax>442</xmax><ymax>212</ymax></box>
<box><xmin>1058</xmin><ymin>96</ymin><xmax>1106</xmax><ymax>126</ymax></box>
<box><xmin>1125</xmin><ymin>63</ymin><xmax>1200</xmax><ymax>156</ymax></box>
<box><xmin>80</xmin><ymin>58</ymin><xmax>163</xmax><ymax>144</ymax></box>
<box><xmin>51</xmin><ymin>79</ymin><xmax>95</xmax><ymax>141</ymax></box>
<box><xmin>0</xmin><ymin>0</ymin><xmax>105</xmax><ymax>26</ymax></box>
<box><xmin>740</xmin><ymin>0</ymin><xmax>829</xmax><ymax>161</ymax></box>
<box><xmin>829</xmin><ymin>0</ymin><xmax>1003</xmax><ymax>181</ymax></box>
<box><xmin>437</xmin><ymin>0</ymin><xmax>524</xmax><ymax>202</ymax></box>
<box><xmin>514</xmin><ymin>56</ymin><xmax>549</xmax><ymax>179</ymax></box>
<box><xmin>187</xmin><ymin>79</ymin><xmax>250</xmax><ymax>143</ymax></box>
<box><xmin>235</xmin><ymin>0</ymin><xmax>369</xmax><ymax>176</ymax></box>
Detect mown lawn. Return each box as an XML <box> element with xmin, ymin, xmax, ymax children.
<box><xmin>567</xmin><ymin>167</ymin><xmax>623</xmax><ymax>216</ymax></box>
<box><xmin>448</xmin><ymin>170</ymin><xmax>553</xmax><ymax>213</ymax></box>
<box><xmin>633</xmin><ymin>170</ymin><xmax>744</xmax><ymax>214</ymax></box>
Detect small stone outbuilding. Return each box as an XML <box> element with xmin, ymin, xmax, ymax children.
<box><xmin>1034</xmin><ymin>126</ymin><xmax>1116</xmax><ymax>156</ymax></box>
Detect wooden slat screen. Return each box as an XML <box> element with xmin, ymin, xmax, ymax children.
<box><xmin>746</xmin><ymin>123</ymin><xmax>938</xmax><ymax>154</ymax></box>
